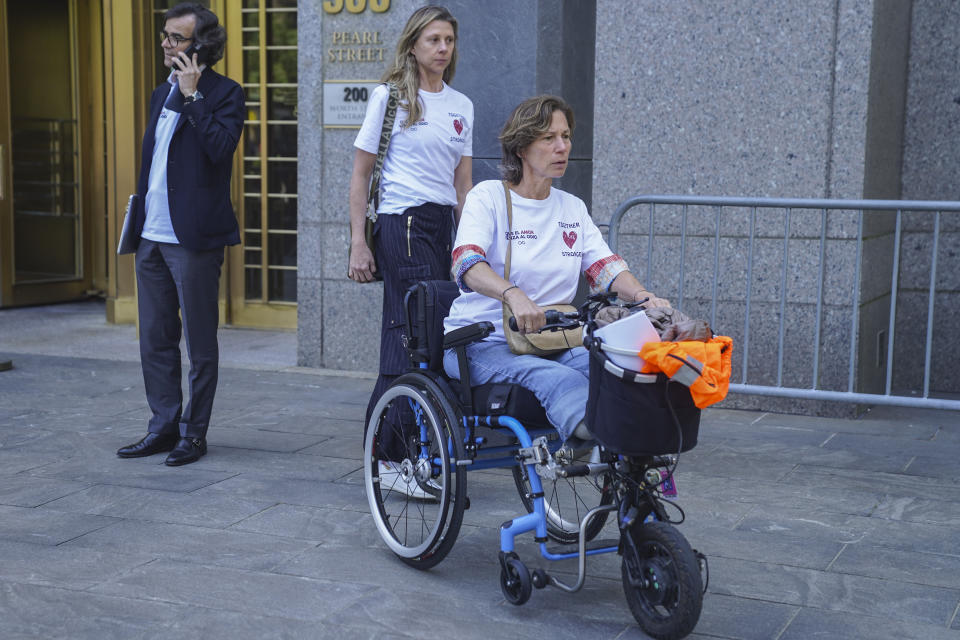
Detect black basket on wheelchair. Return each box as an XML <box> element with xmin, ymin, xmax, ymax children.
<box><xmin>585</xmin><ymin>336</ymin><xmax>701</xmax><ymax>457</ymax></box>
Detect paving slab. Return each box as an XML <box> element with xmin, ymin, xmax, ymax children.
<box><xmin>0</xmin><ymin>581</ymin><xmax>188</xmax><ymax>640</ymax></box>
<box><xmin>89</xmin><ymin>561</ymin><xmax>376</xmax><ymax>622</ymax></box>
<box><xmin>0</xmin><ymin>475</ymin><xmax>91</xmax><ymax>508</ymax></box>
<box><xmin>62</xmin><ymin>520</ymin><xmax>318</xmax><ymax>572</ymax></box>
<box><xmin>709</xmin><ymin>555</ymin><xmax>960</xmax><ymax>626</ymax></box>
<box><xmin>0</xmin><ymin>504</ymin><xmax>119</xmax><ymax>546</ymax></box>
<box><xmin>39</xmin><ymin>484</ymin><xmax>276</xmax><ymax>528</ymax></box>
<box><xmin>828</xmin><ymin>543</ymin><xmax>960</xmax><ymax>590</ymax></box>
<box><xmin>0</xmin><ymin>540</ymin><xmax>155</xmax><ymax>591</ymax></box>
<box><xmin>780</xmin><ymin>607</ymin><xmax>960</xmax><ymax>640</ymax></box>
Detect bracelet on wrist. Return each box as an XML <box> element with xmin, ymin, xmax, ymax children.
<box><xmin>501</xmin><ymin>284</ymin><xmax>519</xmax><ymax>301</ymax></box>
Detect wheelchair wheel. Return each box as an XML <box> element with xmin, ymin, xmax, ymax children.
<box><xmin>364</xmin><ymin>374</ymin><xmax>466</xmax><ymax>570</ymax></box>
<box><xmin>511</xmin><ymin>444</ymin><xmax>614</xmax><ymax>545</ymax></box>
<box><xmin>499</xmin><ymin>553</ymin><xmax>532</xmax><ymax>605</ymax></box>
<box><xmin>621</xmin><ymin>521</ymin><xmax>703</xmax><ymax>640</ymax></box>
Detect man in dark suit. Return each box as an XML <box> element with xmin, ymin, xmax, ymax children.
<box><xmin>116</xmin><ymin>2</ymin><xmax>243</xmax><ymax>466</ymax></box>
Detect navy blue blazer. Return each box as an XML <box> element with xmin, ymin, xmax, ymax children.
<box><xmin>132</xmin><ymin>67</ymin><xmax>244</xmax><ymax>251</ymax></box>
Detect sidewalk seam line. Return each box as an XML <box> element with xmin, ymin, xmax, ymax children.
<box><xmin>823</xmin><ymin>543</ymin><xmax>846</xmax><ymax>572</ymax></box>
<box><xmin>773</xmin><ymin>606</ymin><xmax>802</xmax><ymax>640</ymax></box>
<box><xmin>948</xmin><ymin>599</ymin><xmax>960</xmax><ymax>629</ymax></box>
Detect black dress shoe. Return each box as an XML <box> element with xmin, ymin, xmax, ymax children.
<box><xmin>165</xmin><ymin>437</ymin><xmax>207</xmax><ymax>466</ymax></box>
<box><xmin>117</xmin><ymin>432</ymin><xmax>179</xmax><ymax>458</ymax></box>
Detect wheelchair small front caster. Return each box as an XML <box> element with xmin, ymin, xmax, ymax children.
<box><xmin>531</xmin><ymin>567</ymin><xmax>549</xmax><ymax>589</ymax></box>
<box><xmin>499</xmin><ymin>553</ymin><xmax>532</xmax><ymax>605</ymax></box>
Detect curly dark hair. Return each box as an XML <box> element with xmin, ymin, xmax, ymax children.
<box><xmin>164</xmin><ymin>2</ymin><xmax>227</xmax><ymax>65</ymax></box>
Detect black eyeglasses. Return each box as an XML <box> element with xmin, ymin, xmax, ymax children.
<box><xmin>160</xmin><ymin>30</ymin><xmax>193</xmax><ymax>45</ymax></box>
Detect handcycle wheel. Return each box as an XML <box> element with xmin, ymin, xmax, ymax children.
<box><xmin>511</xmin><ymin>444</ymin><xmax>614</xmax><ymax>544</ymax></box>
<box><xmin>364</xmin><ymin>374</ymin><xmax>466</xmax><ymax>570</ymax></box>
<box><xmin>621</xmin><ymin>521</ymin><xmax>703</xmax><ymax>640</ymax></box>
<box><xmin>499</xmin><ymin>554</ymin><xmax>532</xmax><ymax>605</ymax></box>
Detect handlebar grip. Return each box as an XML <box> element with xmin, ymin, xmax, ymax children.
<box><xmin>510</xmin><ymin>309</ymin><xmax>578</xmax><ymax>333</ymax></box>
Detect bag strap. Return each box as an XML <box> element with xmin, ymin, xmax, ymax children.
<box><xmin>502</xmin><ymin>180</ymin><xmax>513</xmax><ymax>281</ymax></box>
<box><xmin>367</xmin><ymin>84</ymin><xmax>400</xmax><ymax>221</ymax></box>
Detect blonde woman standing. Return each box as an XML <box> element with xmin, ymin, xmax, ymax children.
<box><xmin>349</xmin><ymin>5</ymin><xmax>473</xmax><ymax>496</ymax></box>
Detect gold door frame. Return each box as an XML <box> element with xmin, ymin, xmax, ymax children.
<box><xmin>102</xmin><ymin>0</ymin><xmax>154</xmax><ymax>323</ymax></box>
<box><xmin>0</xmin><ymin>0</ymin><xmax>10</xmax><ymax>307</ymax></box>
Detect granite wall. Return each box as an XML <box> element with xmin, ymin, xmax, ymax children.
<box><xmin>593</xmin><ymin>0</ymin><xmax>957</xmax><ymax>414</ymax></box>
<box><xmin>896</xmin><ymin>0</ymin><xmax>960</xmax><ymax>395</ymax></box>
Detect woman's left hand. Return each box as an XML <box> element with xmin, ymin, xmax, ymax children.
<box><xmin>636</xmin><ymin>291</ymin><xmax>671</xmax><ymax>309</ymax></box>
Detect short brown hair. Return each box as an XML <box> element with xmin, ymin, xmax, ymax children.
<box><xmin>498</xmin><ymin>95</ymin><xmax>575</xmax><ymax>184</ymax></box>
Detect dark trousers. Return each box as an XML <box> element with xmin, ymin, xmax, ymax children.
<box><xmin>135</xmin><ymin>239</ymin><xmax>224</xmax><ymax>439</ymax></box>
<box><xmin>365</xmin><ymin>203</ymin><xmax>453</xmax><ymax>458</ymax></box>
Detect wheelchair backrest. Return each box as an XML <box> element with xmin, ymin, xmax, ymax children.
<box><xmin>402</xmin><ymin>280</ymin><xmax>460</xmax><ymax>372</ymax></box>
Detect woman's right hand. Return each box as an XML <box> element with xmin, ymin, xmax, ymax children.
<box><xmin>349</xmin><ymin>242</ymin><xmax>377</xmax><ymax>283</ymax></box>
<box><xmin>504</xmin><ymin>288</ymin><xmax>545</xmax><ymax>334</ymax></box>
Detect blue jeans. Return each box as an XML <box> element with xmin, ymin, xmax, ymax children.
<box><xmin>443</xmin><ymin>341</ymin><xmax>591</xmax><ymax>441</ymax></box>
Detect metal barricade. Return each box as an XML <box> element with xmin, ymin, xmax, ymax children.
<box><xmin>607</xmin><ymin>195</ymin><xmax>960</xmax><ymax>411</ymax></box>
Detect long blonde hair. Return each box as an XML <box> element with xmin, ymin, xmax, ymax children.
<box><xmin>381</xmin><ymin>5</ymin><xmax>458</xmax><ymax>128</ymax></box>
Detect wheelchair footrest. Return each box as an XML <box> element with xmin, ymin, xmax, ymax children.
<box><xmin>546</xmin><ymin>537</ymin><xmax>620</xmax><ymax>555</ymax></box>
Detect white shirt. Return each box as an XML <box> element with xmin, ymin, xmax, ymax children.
<box><xmin>444</xmin><ymin>180</ymin><xmax>626</xmax><ymax>341</ymax></box>
<box><xmin>354</xmin><ymin>82</ymin><xmax>473</xmax><ymax>215</ymax></box>
<box><xmin>142</xmin><ymin>74</ymin><xmax>182</xmax><ymax>244</ymax></box>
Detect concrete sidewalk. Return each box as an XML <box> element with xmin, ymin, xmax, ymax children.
<box><xmin>0</xmin><ymin>301</ymin><xmax>958</xmax><ymax>639</ymax></box>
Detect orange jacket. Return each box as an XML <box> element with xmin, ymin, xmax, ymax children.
<box><xmin>638</xmin><ymin>336</ymin><xmax>734</xmax><ymax>409</ymax></box>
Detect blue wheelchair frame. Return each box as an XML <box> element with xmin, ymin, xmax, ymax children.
<box><xmin>367</xmin><ymin>280</ymin><xmax>706</xmax><ymax>638</ymax></box>
<box><xmin>409</xmin><ymin>353</ymin><xmax>622</xmax><ymax>593</ymax></box>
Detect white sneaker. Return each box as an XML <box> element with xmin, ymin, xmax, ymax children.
<box><xmin>378</xmin><ymin>460</ymin><xmax>440</xmax><ymax>501</ymax></box>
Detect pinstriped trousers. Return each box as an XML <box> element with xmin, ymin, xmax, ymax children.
<box><xmin>365</xmin><ymin>202</ymin><xmax>454</xmax><ymax>458</ymax></box>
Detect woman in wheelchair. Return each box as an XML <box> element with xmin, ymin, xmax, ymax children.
<box><xmin>442</xmin><ymin>95</ymin><xmax>669</xmax><ymax>446</ymax></box>
<box><xmin>364</xmin><ymin>95</ymin><xmax>710</xmax><ymax>640</ymax></box>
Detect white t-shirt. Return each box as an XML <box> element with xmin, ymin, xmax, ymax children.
<box><xmin>143</xmin><ymin>77</ymin><xmax>181</xmax><ymax>244</ymax></box>
<box><xmin>444</xmin><ymin>180</ymin><xmax>628</xmax><ymax>341</ymax></box>
<box><xmin>354</xmin><ymin>83</ymin><xmax>473</xmax><ymax>215</ymax></box>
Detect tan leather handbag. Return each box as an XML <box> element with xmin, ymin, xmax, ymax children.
<box><xmin>500</xmin><ymin>181</ymin><xmax>583</xmax><ymax>356</ymax></box>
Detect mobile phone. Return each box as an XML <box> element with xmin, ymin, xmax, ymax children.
<box><xmin>181</xmin><ymin>42</ymin><xmax>207</xmax><ymax>65</ymax></box>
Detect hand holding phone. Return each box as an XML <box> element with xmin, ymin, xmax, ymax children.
<box><xmin>174</xmin><ymin>43</ymin><xmax>204</xmax><ymax>96</ymax></box>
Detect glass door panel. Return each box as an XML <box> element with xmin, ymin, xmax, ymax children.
<box><xmin>1</xmin><ymin>0</ymin><xmax>91</xmax><ymax>306</ymax></box>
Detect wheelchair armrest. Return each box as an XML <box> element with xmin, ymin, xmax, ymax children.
<box><xmin>443</xmin><ymin>321</ymin><xmax>495</xmax><ymax>350</ymax></box>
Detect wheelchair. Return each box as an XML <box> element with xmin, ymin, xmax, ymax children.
<box><xmin>363</xmin><ymin>280</ymin><xmax>707</xmax><ymax>640</ymax></box>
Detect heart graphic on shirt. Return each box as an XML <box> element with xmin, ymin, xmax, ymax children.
<box><xmin>563</xmin><ymin>230</ymin><xmax>577</xmax><ymax>248</ymax></box>
<box><xmin>453</xmin><ymin>118</ymin><xmax>463</xmax><ymax>135</ymax></box>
